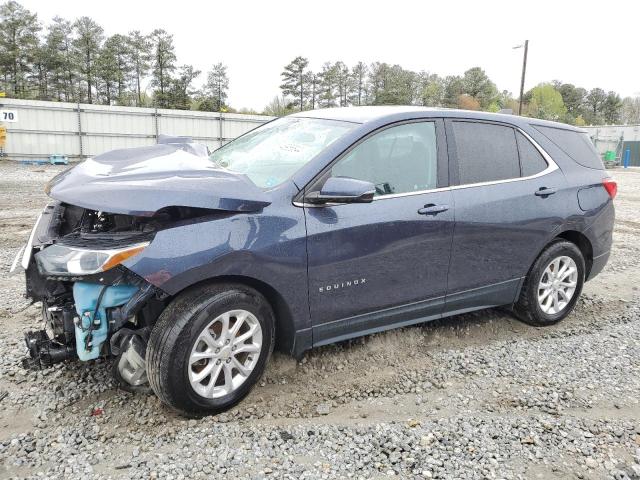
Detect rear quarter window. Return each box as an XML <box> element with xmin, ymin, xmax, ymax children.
<box><xmin>534</xmin><ymin>125</ymin><xmax>604</xmax><ymax>170</ymax></box>
<box><xmin>516</xmin><ymin>131</ymin><xmax>548</xmax><ymax>176</ymax></box>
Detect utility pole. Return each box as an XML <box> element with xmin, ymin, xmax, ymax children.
<box><xmin>517</xmin><ymin>40</ymin><xmax>529</xmax><ymax>116</ymax></box>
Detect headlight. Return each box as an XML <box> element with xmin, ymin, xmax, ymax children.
<box><xmin>35</xmin><ymin>242</ymin><xmax>149</xmax><ymax>276</ymax></box>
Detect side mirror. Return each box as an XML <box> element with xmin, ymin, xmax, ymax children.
<box><xmin>305</xmin><ymin>177</ymin><xmax>375</xmax><ymax>205</ymax></box>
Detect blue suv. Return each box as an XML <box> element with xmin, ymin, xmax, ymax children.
<box><xmin>12</xmin><ymin>107</ymin><xmax>615</xmax><ymax>416</ymax></box>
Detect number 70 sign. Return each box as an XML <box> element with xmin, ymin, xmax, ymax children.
<box><xmin>0</xmin><ymin>110</ymin><xmax>18</xmax><ymax>122</ymax></box>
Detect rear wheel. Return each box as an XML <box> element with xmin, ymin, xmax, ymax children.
<box><xmin>514</xmin><ymin>240</ymin><xmax>585</xmax><ymax>326</ymax></box>
<box><xmin>146</xmin><ymin>283</ymin><xmax>275</xmax><ymax>417</ymax></box>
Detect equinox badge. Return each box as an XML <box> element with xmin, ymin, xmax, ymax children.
<box><xmin>319</xmin><ymin>278</ymin><xmax>367</xmax><ymax>293</ymax></box>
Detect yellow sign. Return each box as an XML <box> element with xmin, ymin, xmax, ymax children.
<box><xmin>0</xmin><ymin>92</ymin><xmax>5</xmax><ymax>97</ymax></box>
<box><xmin>0</xmin><ymin>126</ymin><xmax>5</xmax><ymax>148</ymax></box>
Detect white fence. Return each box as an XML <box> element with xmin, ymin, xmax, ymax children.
<box><xmin>0</xmin><ymin>98</ymin><xmax>272</xmax><ymax>162</ymax></box>
<box><xmin>583</xmin><ymin>124</ymin><xmax>640</xmax><ymax>156</ymax></box>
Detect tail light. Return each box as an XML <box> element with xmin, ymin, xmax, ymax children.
<box><xmin>602</xmin><ymin>178</ymin><xmax>617</xmax><ymax>199</ymax></box>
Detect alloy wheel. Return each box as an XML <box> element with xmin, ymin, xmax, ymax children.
<box><xmin>537</xmin><ymin>256</ymin><xmax>579</xmax><ymax>315</ymax></box>
<box><xmin>188</xmin><ymin>309</ymin><xmax>262</xmax><ymax>399</ymax></box>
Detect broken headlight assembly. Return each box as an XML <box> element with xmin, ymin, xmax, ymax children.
<box><xmin>35</xmin><ymin>242</ymin><xmax>149</xmax><ymax>276</ymax></box>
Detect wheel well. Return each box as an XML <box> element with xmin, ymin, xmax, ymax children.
<box><xmin>172</xmin><ymin>275</ymin><xmax>297</xmax><ymax>355</ymax></box>
<box><xmin>555</xmin><ymin>230</ymin><xmax>593</xmax><ymax>278</ymax></box>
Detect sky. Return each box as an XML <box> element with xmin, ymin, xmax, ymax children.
<box><xmin>20</xmin><ymin>0</ymin><xmax>640</xmax><ymax>111</ymax></box>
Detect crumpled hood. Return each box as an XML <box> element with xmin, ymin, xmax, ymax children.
<box><xmin>46</xmin><ymin>144</ymin><xmax>272</xmax><ymax>216</ymax></box>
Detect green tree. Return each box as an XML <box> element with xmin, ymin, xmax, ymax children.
<box><xmin>493</xmin><ymin>90</ymin><xmax>517</xmax><ymax>112</ymax></box>
<box><xmin>574</xmin><ymin>115</ymin><xmax>586</xmax><ymax>126</ymax></box>
<box><xmin>202</xmin><ymin>62</ymin><xmax>229</xmax><ymax>111</ymax></box>
<box><xmin>166</xmin><ymin>64</ymin><xmax>199</xmax><ymax>110</ymax></box>
<box><xmin>333</xmin><ymin>61</ymin><xmax>351</xmax><ymax>107</ymax></box>
<box><xmin>45</xmin><ymin>17</ymin><xmax>76</xmax><ymax>101</ymax></box>
<box><xmin>30</xmin><ymin>41</ymin><xmax>49</xmax><ymax>99</ymax></box>
<box><xmin>584</xmin><ymin>88</ymin><xmax>606</xmax><ymax>124</ymax></box>
<box><xmin>621</xmin><ymin>97</ymin><xmax>640</xmax><ymax>125</ymax></box>
<box><xmin>0</xmin><ymin>0</ymin><xmax>40</xmax><ymax>97</ymax></box>
<box><xmin>280</xmin><ymin>56</ymin><xmax>309</xmax><ymax>111</ymax></box>
<box><xmin>526</xmin><ymin>83</ymin><xmax>567</xmax><ymax>121</ymax></box>
<box><xmin>602</xmin><ymin>91</ymin><xmax>622</xmax><ymax>124</ymax></box>
<box><xmin>127</xmin><ymin>31</ymin><xmax>151</xmax><ymax>106</ymax></box>
<box><xmin>368</xmin><ymin>63</ymin><xmax>415</xmax><ymax>105</ymax></box>
<box><xmin>73</xmin><ymin>16</ymin><xmax>104</xmax><ymax>103</ymax></box>
<box><xmin>98</xmin><ymin>34</ymin><xmax>131</xmax><ymax>104</ymax></box>
<box><xmin>461</xmin><ymin>67</ymin><xmax>498</xmax><ymax>109</ymax></box>
<box><xmin>418</xmin><ymin>72</ymin><xmax>444</xmax><ymax>107</ymax></box>
<box><xmin>150</xmin><ymin>28</ymin><xmax>176</xmax><ymax>108</ymax></box>
<box><xmin>442</xmin><ymin>75</ymin><xmax>463</xmax><ymax>107</ymax></box>
<box><xmin>304</xmin><ymin>72</ymin><xmax>319</xmax><ymax>109</ymax></box>
<box><xmin>350</xmin><ymin>62</ymin><xmax>368</xmax><ymax>106</ymax></box>
<box><xmin>96</xmin><ymin>38</ymin><xmax>118</xmax><ymax>104</ymax></box>
<box><xmin>316</xmin><ymin>62</ymin><xmax>338</xmax><ymax>108</ymax></box>
<box><xmin>555</xmin><ymin>82</ymin><xmax>586</xmax><ymax>122</ymax></box>
<box><xmin>263</xmin><ymin>96</ymin><xmax>294</xmax><ymax>117</ymax></box>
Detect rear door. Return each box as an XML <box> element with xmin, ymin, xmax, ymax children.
<box><xmin>302</xmin><ymin>119</ymin><xmax>454</xmax><ymax>345</ymax></box>
<box><xmin>443</xmin><ymin>119</ymin><xmax>568</xmax><ymax>314</ymax></box>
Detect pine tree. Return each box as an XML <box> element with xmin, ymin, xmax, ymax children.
<box><xmin>316</xmin><ymin>62</ymin><xmax>338</xmax><ymax>108</ymax></box>
<box><xmin>603</xmin><ymin>91</ymin><xmax>622</xmax><ymax>124</ymax></box>
<box><xmin>127</xmin><ymin>30</ymin><xmax>151</xmax><ymax>106</ymax></box>
<box><xmin>149</xmin><ymin>29</ymin><xmax>176</xmax><ymax>108</ymax></box>
<box><xmin>280</xmin><ymin>56</ymin><xmax>308</xmax><ymax>111</ymax></box>
<box><xmin>47</xmin><ymin>16</ymin><xmax>76</xmax><ymax>101</ymax></box>
<box><xmin>97</xmin><ymin>35</ymin><xmax>131</xmax><ymax>104</ymax></box>
<box><xmin>72</xmin><ymin>16</ymin><xmax>104</xmax><ymax>103</ymax></box>
<box><xmin>350</xmin><ymin>62</ymin><xmax>368</xmax><ymax>106</ymax></box>
<box><xmin>334</xmin><ymin>62</ymin><xmax>353</xmax><ymax>107</ymax></box>
<box><xmin>106</xmin><ymin>34</ymin><xmax>132</xmax><ymax>103</ymax></box>
<box><xmin>0</xmin><ymin>1</ymin><xmax>40</xmax><ymax>97</ymax></box>
<box><xmin>304</xmin><ymin>72</ymin><xmax>319</xmax><ymax>109</ymax></box>
<box><xmin>31</xmin><ymin>41</ymin><xmax>48</xmax><ymax>99</ymax></box>
<box><xmin>167</xmin><ymin>64</ymin><xmax>199</xmax><ymax>110</ymax></box>
<box><xmin>203</xmin><ymin>62</ymin><xmax>229</xmax><ymax>111</ymax></box>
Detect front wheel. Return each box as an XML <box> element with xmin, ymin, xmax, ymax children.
<box><xmin>514</xmin><ymin>240</ymin><xmax>585</xmax><ymax>326</ymax></box>
<box><xmin>146</xmin><ymin>283</ymin><xmax>275</xmax><ymax>417</ymax></box>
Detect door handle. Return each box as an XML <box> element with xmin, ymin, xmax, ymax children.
<box><xmin>418</xmin><ymin>204</ymin><xmax>449</xmax><ymax>215</ymax></box>
<box><xmin>535</xmin><ymin>187</ymin><xmax>557</xmax><ymax>197</ymax></box>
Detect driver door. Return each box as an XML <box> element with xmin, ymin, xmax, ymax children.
<box><xmin>302</xmin><ymin>119</ymin><xmax>455</xmax><ymax>345</ymax></box>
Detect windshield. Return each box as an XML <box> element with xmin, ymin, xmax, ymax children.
<box><xmin>209</xmin><ymin>117</ymin><xmax>356</xmax><ymax>188</ymax></box>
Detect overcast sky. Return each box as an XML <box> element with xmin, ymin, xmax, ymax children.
<box><xmin>21</xmin><ymin>0</ymin><xmax>640</xmax><ymax>111</ymax></box>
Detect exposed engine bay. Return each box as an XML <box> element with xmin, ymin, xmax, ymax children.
<box><xmin>17</xmin><ymin>200</ymin><xmax>208</xmax><ymax>386</ymax></box>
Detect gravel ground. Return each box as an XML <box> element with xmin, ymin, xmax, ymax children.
<box><xmin>0</xmin><ymin>162</ymin><xmax>639</xmax><ymax>480</ymax></box>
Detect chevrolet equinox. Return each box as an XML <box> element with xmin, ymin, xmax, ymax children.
<box><xmin>11</xmin><ymin>106</ymin><xmax>615</xmax><ymax>416</ymax></box>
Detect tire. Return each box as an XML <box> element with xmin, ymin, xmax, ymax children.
<box><xmin>146</xmin><ymin>283</ymin><xmax>275</xmax><ymax>417</ymax></box>
<box><xmin>513</xmin><ymin>240</ymin><xmax>585</xmax><ymax>327</ymax></box>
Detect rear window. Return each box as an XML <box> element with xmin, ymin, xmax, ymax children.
<box><xmin>534</xmin><ymin>126</ymin><xmax>604</xmax><ymax>170</ymax></box>
<box><xmin>451</xmin><ymin>121</ymin><xmax>520</xmax><ymax>184</ymax></box>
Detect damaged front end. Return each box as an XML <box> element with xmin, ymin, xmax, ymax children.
<box><xmin>14</xmin><ymin>201</ymin><xmax>178</xmax><ymax>378</ymax></box>
<box><xmin>11</xmin><ymin>140</ymin><xmax>272</xmax><ymax>389</ymax></box>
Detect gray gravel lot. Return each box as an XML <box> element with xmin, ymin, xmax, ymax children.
<box><xmin>0</xmin><ymin>162</ymin><xmax>639</xmax><ymax>479</ymax></box>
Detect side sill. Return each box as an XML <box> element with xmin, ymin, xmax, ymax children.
<box><xmin>443</xmin><ymin>278</ymin><xmax>522</xmax><ymax>314</ymax></box>
<box><xmin>312</xmin><ymin>296</ymin><xmax>444</xmax><ymax>348</ymax></box>
<box><xmin>313</xmin><ymin>311</ymin><xmax>442</xmax><ymax>348</ymax></box>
